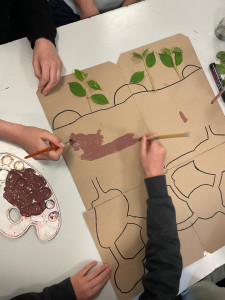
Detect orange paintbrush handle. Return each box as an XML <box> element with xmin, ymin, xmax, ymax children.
<box><xmin>24</xmin><ymin>145</ymin><xmax>58</xmax><ymax>159</ymax></box>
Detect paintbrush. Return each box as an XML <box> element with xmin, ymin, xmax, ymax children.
<box><xmin>24</xmin><ymin>133</ymin><xmax>191</xmax><ymax>159</ymax></box>
<box><xmin>24</xmin><ymin>140</ymin><xmax>71</xmax><ymax>159</ymax></box>
<box><xmin>211</xmin><ymin>87</ymin><xmax>225</xmax><ymax>104</ymax></box>
<box><xmin>140</xmin><ymin>132</ymin><xmax>192</xmax><ymax>141</ymax></box>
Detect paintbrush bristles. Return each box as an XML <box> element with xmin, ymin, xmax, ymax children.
<box><xmin>146</xmin><ymin>132</ymin><xmax>192</xmax><ymax>140</ymax></box>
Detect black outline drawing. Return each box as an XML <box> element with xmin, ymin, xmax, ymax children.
<box><xmin>91</xmin><ymin>177</ymin><xmax>147</xmax><ymax>293</ymax></box>
<box><xmin>50</xmin><ymin>64</ymin><xmax>225</xmax><ymax>295</ymax></box>
<box><xmin>43</xmin><ymin>63</ymin><xmax>225</xmax><ymax>296</ymax></box>
<box><xmin>166</xmin><ymin>126</ymin><xmax>225</xmax><ymax>231</ymax></box>
<box><xmin>52</xmin><ymin>65</ymin><xmax>201</xmax><ymax>130</ymax></box>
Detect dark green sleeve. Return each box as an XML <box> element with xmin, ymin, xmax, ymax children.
<box><xmin>139</xmin><ymin>175</ymin><xmax>182</xmax><ymax>300</ymax></box>
<box><xmin>11</xmin><ymin>278</ymin><xmax>77</xmax><ymax>300</ymax></box>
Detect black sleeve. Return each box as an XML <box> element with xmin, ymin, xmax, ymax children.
<box><xmin>11</xmin><ymin>278</ymin><xmax>77</xmax><ymax>300</ymax></box>
<box><xmin>21</xmin><ymin>0</ymin><xmax>57</xmax><ymax>48</ymax></box>
<box><xmin>139</xmin><ymin>175</ymin><xmax>182</xmax><ymax>300</ymax></box>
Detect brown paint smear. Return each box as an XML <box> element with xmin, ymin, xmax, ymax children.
<box><xmin>179</xmin><ymin>111</ymin><xmax>188</xmax><ymax>123</ymax></box>
<box><xmin>4</xmin><ymin>168</ymin><xmax>51</xmax><ymax>217</ymax></box>
<box><xmin>70</xmin><ymin>130</ymin><xmax>140</xmax><ymax>161</ymax></box>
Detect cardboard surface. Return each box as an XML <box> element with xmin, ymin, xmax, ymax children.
<box><xmin>84</xmin><ymin>185</ymin><xmax>148</xmax><ymax>300</ymax></box>
<box><xmin>38</xmin><ymin>34</ymin><xmax>225</xmax><ymax>299</ymax></box>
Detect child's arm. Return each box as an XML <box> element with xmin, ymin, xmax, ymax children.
<box><xmin>139</xmin><ymin>134</ymin><xmax>182</xmax><ymax>299</ymax></box>
<box><xmin>11</xmin><ymin>261</ymin><xmax>112</xmax><ymax>300</ymax></box>
<box><xmin>72</xmin><ymin>0</ymin><xmax>99</xmax><ymax>19</ymax></box>
<box><xmin>23</xmin><ymin>0</ymin><xmax>62</xmax><ymax>95</ymax></box>
<box><xmin>0</xmin><ymin>120</ymin><xmax>64</xmax><ymax>161</ymax></box>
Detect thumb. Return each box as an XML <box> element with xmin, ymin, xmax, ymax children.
<box><xmin>42</xmin><ymin>131</ymin><xmax>65</xmax><ymax>148</ymax></box>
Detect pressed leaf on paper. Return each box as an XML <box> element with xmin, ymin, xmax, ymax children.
<box><xmin>175</xmin><ymin>52</ymin><xmax>183</xmax><ymax>66</ymax></box>
<box><xmin>172</xmin><ymin>47</ymin><xmax>182</xmax><ymax>53</ymax></box>
<box><xmin>145</xmin><ymin>51</ymin><xmax>156</xmax><ymax>68</ymax></box>
<box><xmin>162</xmin><ymin>48</ymin><xmax>172</xmax><ymax>55</ymax></box>
<box><xmin>130</xmin><ymin>71</ymin><xmax>145</xmax><ymax>83</ymax></box>
<box><xmin>87</xmin><ymin>80</ymin><xmax>101</xmax><ymax>90</ymax></box>
<box><xmin>159</xmin><ymin>53</ymin><xmax>174</xmax><ymax>68</ymax></box>
<box><xmin>68</xmin><ymin>82</ymin><xmax>86</xmax><ymax>97</ymax></box>
<box><xmin>90</xmin><ymin>94</ymin><xmax>109</xmax><ymax>105</ymax></box>
<box><xmin>132</xmin><ymin>52</ymin><xmax>142</xmax><ymax>58</ymax></box>
<box><xmin>142</xmin><ymin>49</ymin><xmax>149</xmax><ymax>57</ymax></box>
<box><xmin>75</xmin><ymin>69</ymin><xmax>88</xmax><ymax>81</ymax></box>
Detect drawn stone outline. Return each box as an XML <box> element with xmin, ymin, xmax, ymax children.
<box><xmin>91</xmin><ymin>177</ymin><xmax>147</xmax><ymax>293</ymax></box>
<box><xmin>166</xmin><ymin>126</ymin><xmax>225</xmax><ymax>231</ymax></box>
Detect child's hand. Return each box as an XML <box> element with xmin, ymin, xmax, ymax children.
<box><xmin>33</xmin><ymin>38</ymin><xmax>62</xmax><ymax>96</ymax></box>
<box><xmin>18</xmin><ymin>125</ymin><xmax>65</xmax><ymax>161</ymax></box>
<box><xmin>141</xmin><ymin>133</ymin><xmax>166</xmax><ymax>178</ymax></box>
<box><xmin>70</xmin><ymin>261</ymin><xmax>112</xmax><ymax>300</ymax></box>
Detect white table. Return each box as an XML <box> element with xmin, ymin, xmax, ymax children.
<box><xmin>1</xmin><ymin>0</ymin><xmax>225</xmax><ymax>299</ymax></box>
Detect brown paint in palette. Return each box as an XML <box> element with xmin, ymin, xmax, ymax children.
<box><xmin>4</xmin><ymin>168</ymin><xmax>51</xmax><ymax>217</ymax></box>
<box><xmin>70</xmin><ymin>130</ymin><xmax>139</xmax><ymax>161</ymax></box>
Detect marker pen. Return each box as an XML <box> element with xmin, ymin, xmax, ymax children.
<box><xmin>209</xmin><ymin>62</ymin><xmax>225</xmax><ymax>102</ymax></box>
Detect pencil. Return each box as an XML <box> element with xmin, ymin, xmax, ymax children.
<box><xmin>142</xmin><ymin>132</ymin><xmax>192</xmax><ymax>141</ymax></box>
<box><xmin>24</xmin><ymin>145</ymin><xmax>58</xmax><ymax>159</ymax></box>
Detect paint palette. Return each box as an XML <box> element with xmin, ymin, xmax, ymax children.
<box><xmin>0</xmin><ymin>153</ymin><xmax>60</xmax><ymax>240</ymax></box>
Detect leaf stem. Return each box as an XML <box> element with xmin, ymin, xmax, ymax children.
<box><xmin>143</xmin><ymin>58</ymin><xmax>156</xmax><ymax>92</ymax></box>
<box><xmin>84</xmin><ymin>81</ymin><xmax>92</xmax><ymax>112</ymax></box>
<box><xmin>172</xmin><ymin>54</ymin><xmax>182</xmax><ymax>80</ymax></box>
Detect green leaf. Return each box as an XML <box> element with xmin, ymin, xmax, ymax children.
<box><xmin>175</xmin><ymin>51</ymin><xmax>183</xmax><ymax>66</ymax></box>
<box><xmin>216</xmin><ymin>51</ymin><xmax>225</xmax><ymax>60</ymax></box>
<box><xmin>90</xmin><ymin>94</ymin><xmax>109</xmax><ymax>105</ymax></box>
<box><xmin>130</xmin><ymin>71</ymin><xmax>145</xmax><ymax>83</ymax></box>
<box><xmin>216</xmin><ymin>52</ymin><xmax>225</xmax><ymax>64</ymax></box>
<box><xmin>74</xmin><ymin>69</ymin><xmax>88</xmax><ymax>81</ymax></box>
<box><xmin>68</xmin><ymin>82</ymin><xmax>86</xmax><ymax>97</ymax></box>
<box><xmin>159</xmin><ymin>53</ymin><xmax>174</xmax><ymax>68</ymax></box>
<box><xmin>142</xmin><ymin>49</ymin><xmax>149</xmax><ymax>57</ymax></box>
<box><xmin>87</xmin><ymin>80</ymin><xmax>101</xmax><ymax>90</ymax></box>
<box><xmin>162</xmin><ymin>48</ymin><xmax>172</xmax><ymax>56</ymax></box>
<box><xmin>132</xmin><ymin>52</ymin><xmax>142</xmax><ymax>58</ymax></box>
<box><xmin>172</xmin><ymin>47</ymin><xmax>182</xmax><ymax>53</ymax></box>
<box><xmin>145</xmin><ymin>51</ymin><xmax>156</xmax><ymax>68</ymax></box>
<box><xmin>223</xmin><ymin>79</ymin><xmax>225</xmax><ymax>85</ymax></box>
<box><xmin>216</xmin><ymin>64</ymin><xmax>225</xmax><ymax>75</ymax></box>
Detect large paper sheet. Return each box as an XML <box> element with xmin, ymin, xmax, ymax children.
<box><xmin>37</xmin><ymin>34</ymin><xmax>225</xmax><ymax>300</ymax></box>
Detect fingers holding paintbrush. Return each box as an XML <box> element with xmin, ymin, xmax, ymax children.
<box><xmin>20</xmin><ymin>126</ymin><xmax>65</xmax><ymax>161</ymax></box>
<box><xmin>140</xmin><ymin>131</ymin><xmax>192</xmax><ymax>177</ymax></box>
<box><xmin>141</xmin><ymin>133</ymin><xmax>166</xmax><ymax>177</ymax></box>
